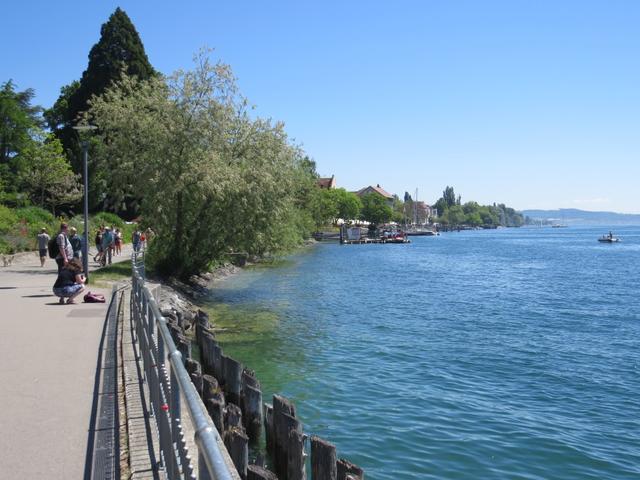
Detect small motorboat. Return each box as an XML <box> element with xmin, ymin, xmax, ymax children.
<box><xmin>598</xmin><ymin>233</ymin><xmax>620</xmax><ymax>243</ymax></box>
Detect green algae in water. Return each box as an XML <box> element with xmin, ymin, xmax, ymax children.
<box><xmin>201</xmin><ymin>300</ymin><xmax>306</xmax><ymax>400</ymax></box>
<box><xmin>204</xmin><ymin>303</ymin><xmax>280</xmax><ymax>344</ymax></box>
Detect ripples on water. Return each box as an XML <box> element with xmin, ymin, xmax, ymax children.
<box><xmin>205</xmin><ymin>226</ymin><xmax>640</xmax><ymax>479</ymax></box>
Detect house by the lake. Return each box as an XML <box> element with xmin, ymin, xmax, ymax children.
<box><xmin>355</xmin><ymin>184</ymin><xmax>395</xmax><ymax>206</ymax></box>
<box><xmin>317</xmin><ymin>175</ymin><xmax>336</xmax><ymax>189</ymax></box>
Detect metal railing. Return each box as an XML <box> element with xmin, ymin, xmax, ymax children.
<box><xmin>131</xmin><ymin>252</ymin><xmax>235</xmax><ymax>480</ymax></box>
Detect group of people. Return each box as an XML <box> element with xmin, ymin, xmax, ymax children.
<box><xmin>37</xmin><ymin>226</ymin><xmax>83</xmax><ymax>268</ymax></box>
<box><xmin>94</xmin><ymin>225</ymin><xmax>123</xmax><ymax>266</ymax></box>
<box><xmin>36</xmin><ymin>222</ymin><xmax>154</xmax><ymax>305</ymax></box>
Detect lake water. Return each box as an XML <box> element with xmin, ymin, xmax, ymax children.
<box><xmin>203</xmin><ymin>226</ymin><xmax>640</xmax><ymax>479</ymax></box>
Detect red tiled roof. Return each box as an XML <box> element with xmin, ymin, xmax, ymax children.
<box><xmin>317</xmin><ymin>175</ymin><xmax>336</xmax><ymax>189</ymax></box>
<box><xmin>356</xmin><ymin>185</ymin><xmax>394</xmax><ymax>199</ymax></box>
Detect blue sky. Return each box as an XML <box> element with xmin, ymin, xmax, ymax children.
<box><xmin>3</xmin><ymin>1</ymin><xmax>639</xmax><ymax>212</ymax></box>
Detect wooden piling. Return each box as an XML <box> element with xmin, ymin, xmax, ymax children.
<box><xmin>337</xmin><ymin>459</ymin><xmax>364</xmax><ymax>480</ymax></box>
<box><xmin>185</xmin><ymin>358</ymin><xmax>201</xmax><ymax>376</ymax></box>
<box><xmin>242</xmin><ymin>384</ymin><xmax>263</xmax><ymax>443</ymax></box>
<box><xmin>201</xmin><ymin>332</ymin><xmax>217</xmax><ymax>375</ymax></box>
<box><xmin>272</xmin><ymin>396</ymin><xmax>296</xmax><ymax>474</ymax></box>
<box><xmin>225</xmin><ymin>403</ymin><xmax>243</xmax><ymax>430</ymax></box>
<box><xmin>206</xmin><ymin>399</ymin><xmax>225</xmax><ymax>434</ymax></box>
<box><xmin>212</xmin><ymin>343</ymin><xmax>223</xmax><ymax>380</ymax></box>
<box><xmin>264</xmin><ymin>403</ymin><xmax>274</xmax><ymax>453</ymax></box>
<box><xmin>202</xmin><ymin>374</ymin><xmax>220</xmax><ymax>403</ymax></box>
<box><xmin>190</xmin><ymin>371</ymin><xmax>203</xmax><ymax>397</ymax></box>
<box><xmin>242</xmin><ymin>368</ymin><xmax>260</xmax><ymax>390</ymax></box>
<box><xmin>273</xmin><ymin>395</ymin><xmax>299</xmax><ymax>479</ymax></box>
<box><xmin>168</xmin><ymin>322</ymin><xmax>182</xmax><ymax>343</ymax></box>
<box><xmin>176</xmin><ymin>334</ymin><xmax>191</xmax><ymax>362</ymax></box>
<box><xmin>222</xmin><ymin>355</ymin><xmax>243</xmax><ymax>405</ymax></box>
<box><xmin>195</xmin><ymin>309</ymin><xmax>209</xmax><ymax>343</ymax></box>
<box><xmin>247</xmin><ymin>465</ymin><xmax>278</xmax><ymax>480</ymax></box>
<box><xmin>311</xmin><ymin>436</ymin><xmax>337</xmax><ymax>480</ymax></box>
<box><xmin>224</xmin><ymin>427</ymin><xmax>248</xmax><ymax>480</ymax></box>
<box><xmin>287</xmin><ymin>429</ymin><xmax>306</xmax><ymax>480</ymax></box>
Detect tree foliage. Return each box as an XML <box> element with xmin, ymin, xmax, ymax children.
<box><xmin>71</xmin><ymin>8</ymin><xmax>156</xmax><ymax>117</ymax></box>
<box><xmin>0</xmin><ymin>80</ymin><xmax>42</xmax><ymax>166</ymax></box>
<box><xmin>434</xmin><ymin>186</ymin><xmax>524</xmax><ymax>227</ymax></box>
<box><xmin>88</xmin><ymin>51</ymin><xmax>315</xmax><ymax>277</ymax></box>
<box><xmin>307</xmin><ymin>187</ymin><xmax>362</xmax><ymax>228</ymax></box>
<box><xmin>360</xmin><ymin>192</ymin><xmax>393</xmax><ymax>226</ymax></box>
<box><xmin>18</xmin><ymin>134</ymin><xmax>81</xmax><ymax>215</ymax></box>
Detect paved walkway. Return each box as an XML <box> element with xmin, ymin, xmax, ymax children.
<box><xmin>0</xmin><ymin>247</ymin><xmax>132</xmax><ymax>479</ymax></box>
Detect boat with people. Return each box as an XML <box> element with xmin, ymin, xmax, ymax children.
<box><xmin>598</xmin><ymin>232</ymin><xmax>620</xmax><ymax>243</ymax></box>
<box><xmin>381</xmin><ymin>229</ymin><xmax>410</xmax><ymax>243</ymax></box>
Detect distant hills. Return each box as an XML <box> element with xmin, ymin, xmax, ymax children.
<box><xmin>521</xmin><ymin>208</ymin><xmax>640</xmax><ymax>225</ymax></box>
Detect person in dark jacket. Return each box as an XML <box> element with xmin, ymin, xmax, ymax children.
<box><xmin>69</xmin><ymin>227</ymin><xmax>82</xmax><ymax>259</ymax></box>
<box><xmin>52</xmin><ymin>259</ymin><xmax>86</xmax><ymax>304</ymax></box>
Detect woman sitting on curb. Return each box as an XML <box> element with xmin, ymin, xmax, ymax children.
<box><xmin>53</xmin><ymin>259</ymin><xmax>86</xmax><ymax>304</ymax></box>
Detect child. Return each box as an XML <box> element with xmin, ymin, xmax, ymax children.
<box><xmin>52</xmin><ymin>259</ymin><xmax>86</xmax><ymax>304</ymax></box>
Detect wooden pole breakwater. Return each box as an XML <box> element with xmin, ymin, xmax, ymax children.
<box><xmin>162</xmin><ymin>304</ymin><xmax>364</xmax><ymax>479</ymax></box>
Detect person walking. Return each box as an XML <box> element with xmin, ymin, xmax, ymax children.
<box><xmin>55</xmin><ymin>223</ymin><xmax>74</xmax><ymax>273</ymax></box>
<box><xmin>94</xmin><ymin>226</ymin><xmax>104</xmax><ymax>264</ymax></box>
<box><xmin>36</xmin><ymin>227</ymin><xmax>50</xmax><ymax>267</ymax></box>
<box><xmin>101</xmin><ymin>226</ymin><xmax>114</xmax><ymax>266</ymax></box>
<box><xmin>132</xmin><ymin>228</ymin><xmax>141</xmax><ymax>253</ymax></box>
<box><xmin>69</xmin><ymin>227</ymin><xmax>82</xmax><ymax>259</ymax></box>
<box><xmin>52</xmin><ymin>258</ymin><xmax>86</xmax><ymax>304</ymax></box>
<box><xmin>114</xmin><ymin>228</ymin><xmax>122</xmax><ymax>256</ymax></box>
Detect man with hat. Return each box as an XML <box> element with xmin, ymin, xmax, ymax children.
<box><xmin>36</xmin><ymin>227</ymin><xmax>50</xmax><ymax>267</ymax></box>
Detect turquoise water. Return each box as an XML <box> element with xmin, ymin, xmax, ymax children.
<box><xmin>204</xmin><ymin>226</ymin><xmax>640</xmax><ymax>479</ymax></box>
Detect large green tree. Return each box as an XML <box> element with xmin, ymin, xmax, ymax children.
<box><xmin>69</xmin><ymin>7</ymin><xmax>155</xmax><ymax>119</ymax></box>
<box><xmin>360</xmin><ymin>193</ymin><xmax>393</xmax><ymax>226</ymax></box>
<box><xmin>88</xmin><ymin>51</ymin><xmax>314</xmax><ymax>277</ymax></box>
<box><xmin>307</xmin><ymin>188</ymin><xmax>362</xmax><ymax>228</ymax></box>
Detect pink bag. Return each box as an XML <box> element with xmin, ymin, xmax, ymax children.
<box><xmin>84</xmin><ymin>291</ymin><xmax>106</xmax><ymax>303</ymax></box>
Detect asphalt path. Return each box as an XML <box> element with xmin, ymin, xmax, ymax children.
<box><xmin>0</xmin><ymin>246</ymin><xmax>132</xmax><ymax>479</ymax></box>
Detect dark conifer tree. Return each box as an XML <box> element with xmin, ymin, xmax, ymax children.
<box><xmin>48</xmin><ymin>7</ymin><xmax>156</xmax><ymax>168</ymax></box>
<box><xmin>68</xmin><ymin>7</ymin><xmax>156</xmax><ymax>119</ymax></box>
<box><xmin>46</xmin><ymin>7</ymin><xmax>156</xmax><ymax>213</ymax></box>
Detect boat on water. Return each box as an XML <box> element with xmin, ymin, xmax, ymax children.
<box><xmin>551</xmin><ymin>224</ymin><xmax>568</xmax><ymax>228</ymax></box>
<box><xmin>598</xmin><ymin>232</ymin><xmax>620</xmax><ymax>243</ymax></box>
<box><xmin>381</xmin><ymin>230</ymin><xmax>410</xmax><ymax>243</ymax></box>
<box><xmin>405</xmin><ymin>229</ymin><xmax>439</xmax><ymax>236</ymax></box>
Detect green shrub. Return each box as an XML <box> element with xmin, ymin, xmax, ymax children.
<box><xmin>14</xmin><ymin>206</ymin><xmax>55</xmax><ymax>226</ymax></box>
<box><xmin>13</xmin><ymin>207</ymin><xmax>58</xmax><ymax>247</ymax></box>
<box><xmin>93</xmin><ymin>212</ymin><xmax>125</xmax><ymax>228</ymax></box>
<box><xmin>0</xmin><ymin>205</ymin><xmax>18</xmax><ymax>235</ymax></box>
<box><xmin>0</xmin><ymin>236</ymin><xmax>12</xmax><ymax>254</ymax></box>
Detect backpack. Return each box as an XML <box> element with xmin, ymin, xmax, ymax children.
<box><xmin>83</xmin><ymin>291</ymin><xmax>106</xmax><ymax>303</ymax></box>
<box><xmin>48</xmin><ymin>237</ymin><xmax>59</xmax><ymax>258</ymax></box>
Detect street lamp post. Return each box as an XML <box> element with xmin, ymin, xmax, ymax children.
<box><xmin>72</xmin><ymin>125</ymin><xmax>97</xmax><ymax>282</ymax></box>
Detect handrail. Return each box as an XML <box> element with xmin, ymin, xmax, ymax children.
<box><xmin>131</xmin><ymin>252</ymin><xmax>235</xmax><ymax>480</ymax></box>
